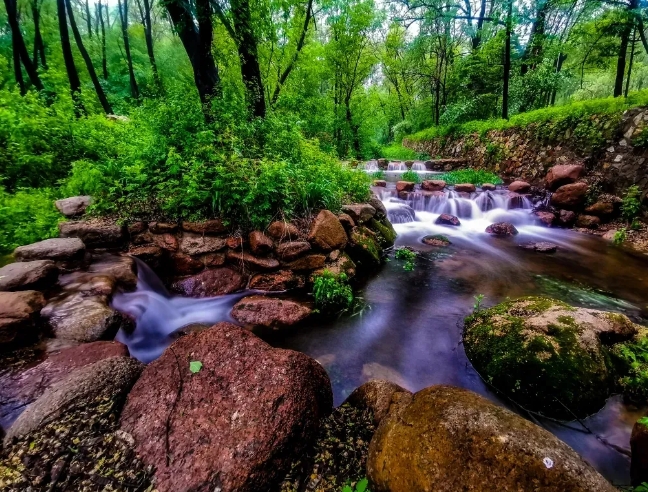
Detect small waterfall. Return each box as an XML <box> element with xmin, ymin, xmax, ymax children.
<box><xmin>362</xmin><ymin>160</ymin><xmax>379</xmax><ymax>171</ymax></box>
<box><xmin>411</xmin><ymin>162</ymin><xmax>427</xmax><ymax>171</ymax></box>
<box><xmin>387</xmin><ymin>161</ymin><xmax>408</xmax><ymax>171</ymax></box>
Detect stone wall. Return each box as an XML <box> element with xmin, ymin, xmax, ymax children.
<box><xmin>403</xmin><ymin>108</ymin><xmax>648</xmax><ymax>206</ymax></box>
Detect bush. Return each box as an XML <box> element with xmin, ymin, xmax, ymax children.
<box><xmin>0</xmin><ymin>187</ymin><xmax>63</xmax><ymax>254</ymax></box>
<box><xmin>400</xmin><ymin>169</ymin><xmax>420</xmax><ymax>184</ymax></box>
<box><xmin>438</xmin><ymin>169</ymin><xmax>502</xmax><ymax>185</ymax></box>
<box><xmin>312</xmin><ymin>271</ymin><xmax>354</xmax><ymax>315</ymax></box>
<box><xmin>610</xmin><ymin>335</ymin><xmax>648</xmax><ymax>405</ymax></box>
<box><xmin>613</xmin><ymin>228</ymin><xmax>627</xmax><ymax>245</ymax></box>
<box><xmin>394</xmin><ymin>247</ymin><xmax>416</xmax><ymax>271</ymax></box>
<box><xmin>621</xmin><ymin>185</ymin><xmax>642</xmax><ymax>223</ymax></box>
<box><xmin>380</xmin><ymin>144</ymin><xmax>428</xmax><ymax>161</ymax></box>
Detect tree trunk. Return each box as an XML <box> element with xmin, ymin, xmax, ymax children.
<box><xmin>550</xmin><ymin>53</ymin><xmax>567</xmax><ymax>105</ymax></box>
<box><xmin>230</xmin><ymin>0</ymin><xmax>266</xmax><ymax>118</ymax></box>
<box><xmin>32</xmin><ymin>0</ymin><xmax>47</xmax><ymax>69</ymax></box>
<box><xmin>65</xmin><ymin>0</ymin><xmax>113</xmax><ymax>113</ymax></box>
<box><xmin>13</xmin><ymin>35</ymin><xmax>26</xmax><ymax>95</ymax></box>
<box><xmin>118</xmin><ymin>0</ymin><xmax>140</xmax><ymax>99</ymax></box>
<box><xmin>57</xmin><ymin>0</ymin><xmax>84</xmax><ymax>114</ymax></box>
<box><xmin>85</xmin><ymin>0</ymin><xmax>93</xmax><ymax>37</ymax></box>
<box><xmin>165</xmin><ymin>0</ymin><xmax>221</xmax><ymax>111</ymax></box>
<box><xmin>98</xmin><ymin>2</ymin><xmax>108</xmax><ymax>79</ymax></box>
<box><xmin>4</xmin><ymin>0</ymin><xmax>45</xmax><ymax>91</ymax></box>
<box><xmin>345</xmin><ymin>96</ymin><xmax>361</xmax><ymax>159</ymax></box>
<box><xmin>141</xmin><ymin>0</ymin><xmax>161</xmax><ymax>88</ymax></box>
<box><xmin>472</xmin><ymin>0</ymin><xmax>487</xmax><ymax>50</ymax></box>
<box><xmin>614</xmin><ymin>22</ymin><xmax>630</xmax><ymax>97</ymax></box>
<box><xmin>626</xmin><ymin>26</ymin><xmax>637</xmax><ymax>98</ymax></box>
<box><xmin>521</xmin><ymin>0</ymin><xmax>548</xmax><ymax>75</ymax></box>
<box><xmin>502</xmin><ymin>0</ymin><xmax>512</xmax><ymax>119</ymax></box>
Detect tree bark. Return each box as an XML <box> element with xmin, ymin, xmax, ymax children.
<box><xmin>472</xmin><ymin>0</ymin><xmax>488</xmax><ymax>50</ymax></box>
<box><xmin>13</xmin><ymin>34</ymin><xmax>26</xmax><ymax>95</ymax></box>
<box><xmin>614</xmin><ymin>21</ymin><xmax>631</xmax><ymax>97</ymax></box>
<box><xmin>118</xmin><ymin>0</ymin><xmax>140</xmax><ymax>99</ymax></box>
<box><xmin>502</xmin><ymin>0</ymin><xmax>512</xmax><ymax>119</ymax></box>
<box><xmin>625</xmin><ymin>26</ymin><xmax>637</xmax><ymax>98</ymax></box>
<box><xmin>57</xmin><ymin>0</ymin><xmax>84</xmax><ymax>114</ymax></box>
<box><xmin>4</xmin><ymin>0</ymin><xmax>45</xmax><ymax>91</ymax></box>
<box><xmin>65</xmin><ymin>0</ymin><xmax>113</xmax><ymax>113</ymax></box>
<box><xmin>520</xmin><ymin>0</ymin><xmax>548</xmax><ymax>75</ymax></box>
<box><xmin>97</xmin><ymin>2</ymin><xmax>108</xmax><ymax>79</ymax></box>
<box><xmin>85</xmin><ymin>0</ymin><xmax>93</xmax><ymax>37</ymax></box>
<box><xmin>138</xmin><ymin>0</ymin><xmax>161</xmax><ymax>88</ymax></box>
<box><xmin>229</xmin><ymin>0</ymin><xmax>266</xmax><ymax>118</ymax></box>
<box><xmin>32</xmin><ymin>0</ymin><xmax>47</xmax><ymax>69</ymax></box>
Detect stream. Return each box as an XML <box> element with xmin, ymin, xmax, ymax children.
<box><xmin>113</xmin><ymin>184</ymin><xmax>648</xmax><ymax>487</ymax></box>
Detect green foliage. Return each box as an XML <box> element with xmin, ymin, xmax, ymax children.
<box><xmin>400</xmin><ymin>169</ymin><xmax>420</xmax><ymax>184</ymax></box>
<box><xmin>380</xmin><ymin>144</ymin><xmax>427</xmax><ymax>161</ymax></box>
<box><xmin>473</xmin><ymin>294</ymin><xmax>485</xmax><ymax>312</ymax></box>
<box><xmin>634</xmin><ymin>482</ymin><xmax>648</xmax><ymax>492</ymax></box>
<box><xmin>342</xmin><ymin>478</ymin><xmax>369</xmax><ymax>492</ymax></box>
<box><xmin>0</xmin><ymin>187</ymin><xmax>63</xmax><ymax>255</ymax></box>
<box><xmin>371</xmin><ymin>170</ymin><xmax>385</xmax><ymax>180</ymax></box>
<box><xmin>613</xmin><ymin>228</ymin><xmax>627</xmax><ymax>245</ymax></box>
<box><xmin>189</xmin><ymin>361</ymin><xmax>203</xmax><ymax>374</ymax></box>
<box><xmin>632</xmin><ymin>127</ymin><xmax>648</xmax><ymax>148</ymax></box>
<box><xmin>621</xmin><ymin>185</ymin><xmax>642</xmax><ymax>223</ymax></box>
<box><xmin>313</xmin><ymin>271</ymin><xmax>354</xmax><ymax>315</ymax></box>
<box><xmin>610</xmin><ymin>335</ymin><xmax>648</xmax><ymax>405</ymax></box>
<box><xmin>438</xmin><ymin>169</ymin><xmax>502</xmax><ymax>186</ymax></box>
<box><xmin>394</xmin><ymin>247</ymin><xmax>416</xmax><ymax>271</ymax></box>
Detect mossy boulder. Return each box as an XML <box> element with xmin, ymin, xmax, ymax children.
<box><xmin>367</xmin><ymin>217</ymin><xmax>397</xmax><ymax>249</ymax></box>
<box><xmin>347</xmin><ymin>226</ymin><xmax>382</xmax><ymax>269</ymax></box>
<box><xmin>463</xmin><ymin>296</ymin><xmax>639</xmax><ymax>419</ymax></box>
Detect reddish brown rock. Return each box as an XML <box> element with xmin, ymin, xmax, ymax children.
<box><xmin>172</xmin><ymin>267</ymin><xmax>246</xmax><ymax>297</ymax></box>
<box><xmin>181</xmin><ymin>219</ymin><xmax>227</xmax><ymax>235</ymax></box>
<box><xmin>200</xmin><ymin>252</ymin><xmax>226</xmax><ymax>268</ymax></box>
<box><xmin>88</xmin><ymin>254</ymin><xmax>138</xmax><ymax>289</ymax></box>
<box><xmin>0</xmin><ymin>260</ymin><xmax>58</xmax><ymax>291</ymax></box>
<box><xmin>284</xmin><ymin>254</ymin><xmax>327</xmax><ymax>271</ymax></box>
<box><xmin>421</xmin><ymin>180</ymin><xmax>446</xmax><ymax>192</ymax></box>
<box><xmin>486</xmin><ymin>222</ymin><xmax>519</xmax><ymax>236</ymax></box>
<box><xmin>179</xmin><ymin>233</ymin><xmax>226</xmax><ymax>255</ymax></box>
<box><xmin>119</xmin><ymin>323</ymin><xmax>333</xmax><ymax>492</ymax></box>
<box><xmin>226</xmin><ymin>235</ymin><xmax>245</xmax><ymax>250</ymax></box>
<box><xmin>267</xmin><ymin>221</ymin><xmax>300</xmax><ymax>241</ymax></box>
<box><xmin>481</xmin><ymin>183</ymin><xmax>496</xmax><ymax>191</ymax></box>
<box><xmin>59</xmin><ymin>220</ymin><xmax>124</xmax><ymax>246</ymax></box>
<box><xmin>585</xmin><ymin>201</ymin><xmax>615</xmax><ymax>217</ymax></box>
<box><xmin>249</xmin><ymin>231</ymin><xmax>274</xmax><ymax>255</ymax></box>
<box><xmin>344</xmin><ymin>380</ymin><xmax>412</xmax><ymax>425</ymax></box>
<box><xmin>534</xmin><ymin>211</ymin><xmax>555</xmax><ymax>227</ymax></box>
<box><xmin>508</xmin><ymin>180</ymin><xmax>531</xmax><ymax>193</ymax></box>
<box><xmin>576</xmin><ymin>214</ymin><xmax>601</xmax><ymax>229</ymax></box>
<box><xmin>308</xmin><ymin>210</ymin><xmax>348</xmax><ymax>251</ymax></box>
<box><xmin>338</xmin><ymin>213</ymin><xmax>356</xmax><ymax>230</ymax></box>
<box><xmin>373</xmin><ymin>180</ymin><xmax>387</xmax><ymax>187</ymax></box>
<box><xmin>396</xmin><ymin>181</ymin><xmax>415</xmax><ymax>193</ymax></box>
<box><xmin>545</xmin><ymin>164</ymin><xmax>585</xmax><ymax>191</ymax></box>
<box><xmin>226</xmin><ymin>251</ymin><xmax>280</xmax><ymax>271</ymax></box>
<box><xmin>249</xmin><ymin>270</ymin><xmax>305</xmax><ymax>291</ymax></box>
<box><xmin>0</xmin><ymin>291</ymin><xmax>46</xmax><ymax>344</ymax></box>
<box><xmin>149</xmin><ymin>222</ymin><xmax>178</xmax><ymax>234</ymax></box>
<box><xmin>435</xmin><ymin>214</ymin><xmax>461</xmax><ymax>226</ymax></box>
<box><xmin>152</xmin><ymin>233</ymin><xmax>179</xmax><ymax>251</ymax></box>
<box><xmin>550</xmin><ymin>182</ymin><xmax>589</xmax><ymax>209</ymax></box>
<box><xmin>342</xmin><ymin>204</ymin><xmax>376</xmax><ymax>224</ymax></box>
<box><xmin>558</xmin><ymin>209</ymin><xmax>577</xmax><ymax>226</ymax></box>
<box><xmin>276</xmin><ymin>241</ymin><xmax>311</xmax><ymax>261</ymax></box>
<box><xmin>367</xmin><ymin>385</ymin><xmax>615</xmax><ymax>492</ymax></box>
<box><xmin>231</xmin><ymin>296</ymin><xmax>311</xmax><ymax>329</ymax></box>
<box><xmin>454</xmin><ymin>183</ymin><xmax>476</xmax><ymax>193</ymax></box>
<box><xmin>129</xmin><ymin>245</ymin><xmax>164</xmax><ymax>267</ymax></box>
<box><xmin>128</xmin><ymin>221</ymin><xmax>147</xmax><ymax>235</ymax></box>
<box><xmin>172</xmin><ymin>253</ymin><xmax>204</xmax><ymax>275</ymax></box>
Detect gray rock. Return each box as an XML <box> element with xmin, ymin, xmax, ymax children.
<box><xmin>14</xmin><ymin>238</ymin><xmax>85</xmax><ymax>262</ymax></box>
<box><xmin>179</xmin><ymin>233</ymin><xmax>227</xmax><ymax>255</ymax></box>
<box><xmin>342</xmin><ymin>204</ymin><xmax>377</xmax><ymax>224</ymax></box>
<box><xmin>54</xmin><ymin>196</ymin><xmax>92</xmax><ymax>217</ymax></box>
<box><xmin>4</xmin><ymin>356</ymin><xmax>143</xmax><ymax>444</ymax></box>
<box><xmin>59</xmin><ymin>220</ymin><xmax>124</xmax><ymax>246</ymax></box>
<box><xmin>0</xmin><ymin>260</ymin><xmax>58</xmax><ymax>291</ymax></box>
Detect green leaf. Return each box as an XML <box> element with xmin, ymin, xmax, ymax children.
<box><xmin>189</xmin><ymin>360</ymin><xmax>203</xmax><ymax>374</ymax></box>
<box><xmin>356</xmin><ymin>478</ymin><xmax>369</xmax><ymax>492</ymax></box>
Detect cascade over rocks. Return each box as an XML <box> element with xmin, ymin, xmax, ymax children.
<box><xmin>463</xmin><ymin>296</ymin><xmax>640</xmax><ymax>419</ymax></box>
<box><xmin>0</xmin><ymin>260</ymin><xmax>58</xmax><ymax>291</ymax></box>
<box><xmin>367</xmin><ymin>385</ymin><xmax>616</xmax><ymax>492</ymax></box>
<box><xmin>54</xmin><ymin>195</ymin><xmax>92</xmax><ymax>217</ymax></box>
<box><xmin>231</xmin><ymin>295</ymin><xmax>312</xmax><ymax>329</ymax></box>
<box><xmin>120</xmin><ymin>323</ymin><xmax>333</xmax><ymax>492</ymax></box>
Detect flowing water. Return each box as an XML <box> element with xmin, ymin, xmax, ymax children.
<box><xmin>111</xmin><ymin>184</ymin><xmax>648</xmax><ymax>486</ymax></box>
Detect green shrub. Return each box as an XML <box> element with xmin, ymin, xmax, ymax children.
<box><xmin>0</xmin><ymin>187</ymin><xmax>63</xmax><ymax>254</ymax></box>
<box><xmin>381</xmin><ymin>144</ymin><xmax>428</xmax><ymax>161</ymax></box>
<box><xmin>342</xmin><ymin>478</ymin><xmax>369</xmax><ymax>492</ymax></box>
<box><xmin>371</xmin><ymin>170</ymin><xmax>386</xmax><ymax>180</ymax></box>
<box><xmin>394</xmin><ymin>247</ymin><xmax>416</xmax><ymax>271</ymax></box>
<box><xmin>400</xmin><ymin>169</ymin><xmax>420</xmax><ymax>184</ymax></box>
<box><xmin>438</xmin><ymin>168</ymin><xmax>502</xmax><ymax>185</ymax></box>
<box><xmin>312</xmin><ymin>271</ymin><xmax>354</xmax><ymax>315</ymax></box>
<box><xmin>613</xmin><ymin>228</ymin><xmax>627</xmax><ymax>245</ymax></box>
<box><xmin>610</xmin><ymin>335</ymin><xmax>648</xmax><ymax>405</ymax></box>
<box><xmin>621</xmin><ymin>185</ymin><xmax>642</xmax><ymax>223</ymax></box>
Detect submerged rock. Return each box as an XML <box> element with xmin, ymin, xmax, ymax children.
<box><xmin>367</xmin><ymin>385</ymin><xmax>615</xmax><ymax>492</ymax></box>
<box><xmin>463</xmin><ymin>296</ymin><xmax>639</xmax><ymax>418</ymax></box>
<box><xmin>231</xmin><ymin>295</ymin><xmax>311</xmax><ymax>329</ymax></box>
<box><xmin>435</xmin><ymin>214</ymin><xmax>461</xmax><ymax>226</ymax></box>
<box><xmin>0</xmin><ymin>260</ymin><xmax>58</xmax><ymax>291</ymax></box>
<box><xmin>518</xmin><ymin>241</ymin><xmax>558</xmax><ymax>253</ymax></box>
<box><xmin>422</xmin><ymin>234</ymin><xmax>451</xmax><ymax>246</ymax></box>
<box><xmin>485</xmin><ymin>222</ymin><xmax>518</xmax><ymax>236</ymax></box>
<box><xmin>120</xmin><ymin>323</ymin><xmax>332</xmax><ymax>492</ymax></box>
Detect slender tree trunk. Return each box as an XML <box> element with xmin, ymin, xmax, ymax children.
<box><xmin>57</xmin><ymin>0</ymin><xmax>84</xmax><ymax>114</ymax></box>
<box><xmin>521</xmin><ymin>0</ymin><xmax>548</xmax><ymax>75</ymax></box>
<box><xmin>230</xmin><ymin>0</ymin><xmax>266</xmax><ymax>118</ymax></box>
<box><xmin>4</xmin><ymin>0</ymin><xmax>45</xmax><ymax>91</ymax></box>
<box><xmin>502</xmin><ymin>0</ymin><xmax>512</xmax><ymax>119</ymax></box>
<box><xmin>472</xmin><ymin>0</ymin><xmax>487</xmax><ymax>50</ymax></box>
<box><xmin>13</xmin><ymin>36</ymin><xmax>26</xmax><ymax>95</ymax></box>
<box><xmin>85</xmin><ymin>0</ymin><xmax>93</xmax><ymax>37</ymax></box>
<box><xmin>550</xmin><ymin>53</ymin><xmax>567</xmax><ymax>105</ymax></box>
<box><xmin>626</xmin><ymin>26</ymin><xmax>637</xmax><ymax>98</ymax></box>
<box><xmin>345</xmin><ymin>96</ymin><xmax>360</xmax><ymax>158</ymax></box>
<box><xmin>141</xmin><ymin>0</ymin><xmax>161</xmax><ymax>88</ymax></box>
<box><xmin>118</xmin><ymin>0</ymin><xmax>140</xmax><ymax>99</ymax></box>
<box><xmin>65</xmin><ymin>0</ymin><xmax>113</xmax><ymax>113</ymax></box>
<box><xmin>98</xmin><ymin>2</ymin><xmax>108</xmax><ymax>79</ymax></box>
<box><xmin>32</xmin><ymin>0</ymin><xmax>47</xmax><ymax>69</ymax></box>
<box><xmin>614</xmin><ymin>22</ymin><xmax>631</xmax><ymax>97</ymax></box>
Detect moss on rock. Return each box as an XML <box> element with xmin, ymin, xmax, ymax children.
<box><xmin>463</xmin><ymin>296</ymin><xmax>640</xmax><ymax>419</ymax></box>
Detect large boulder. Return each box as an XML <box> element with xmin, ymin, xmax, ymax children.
<box><xmin>347</xmin><ymin>226</ymin><xmax>382</xmax><ymax>269</ymax></box>
<box><xmin>308</xmin><ymin>210</ymin><xmax>348</xmax><ymax>251</ymax></box>
<box><xmin>4</xmin><ymin>356</ymin><xmax>143</xmax><ymax>444</ymax></box>
<box><xmin>0</xmin><ymin>260</ymin><xmax>58</xmax><ymax>291</ymax></box>
<box><xmin>550</xmin><ymin>182</ymin><xmax>589</xmax><ymax>209</ymax></box>
<box><xmin>454</xmin><ymin>183</ymin><xmax>476</xmax><ymax>193</ymax></box>
<box><xmin>508</xmin><ymin>180</ymin><xmax>531</xmax><ymax>193</ymax></box>
<box><xmin>342</xmin><ymin>204</ymin><xmax>376</xmax><ymax>224</ymax></box>
<box><xmin>267</xmin><ymin>221</ymin><xmax>300</xmax><ymax>241</ymax></box>
<box><xmin>171</xmin><ymin>267</ymin><xmax>246</xmax><ymax>297</ymax></box>
<box><xmin>367</xmin><ymin>217</ymin><xmax>397</xmax><ymax>249</ymax></box>
<box><xmin>421</xmin><ymin>180</ymin><xmax>446</xmax><ymax>192</ymax></box>
<box><xmin>54</xmin><ymin>196</ymin><xmax>92</xmax><ymax>217</ymax></box>
<box><xmin>249</xmin><ymin>231</ymin><xmax>274</xmax><ymax>255</ymax></box>
<box><xmin>41</xmin><ymin>293</ymin><xmax>132</xmax><ymax>342</ymax></box>
<box><xmin>119</xmin><ymin>323</ymin><xmax>333</xmax><ymax>492</ymax></box>
<box><xmin>249</xmin><ymin>270</ymin><xmax>305</xmax><ymax>291</ymax></box>
<box><xmin>463</xmin><ymin>296</ymin><xmax>639</xmax><ymax>419</ymax></box>
<box><xmin>546</xmin><ymin>164</ymin><xmax>585</xmax><ymax>191</ymax></box>
<box><xmin>276</xmin><ymin>241</ymin><xmax>311</xmax><ymax>261</ymax></box>
<box><xmin>231</xmin><ymin>295</ymin><xmax>311</xmax><ymax>329</ymax></box>
<box><xmin>59</xmin><ymin>220</ymin><xmax>124</xmax><ymax>246</ymax></box>
<box><xmin>367</xmin><ymin>385</ymin><xmax>616</xmax><ymax>492</ymax></box>
<box><xmin>179</xmin><ymin>233</ymin><xmax>227</xmax><ymax>255</ymax></box>
<box><xmin>0</xmin><ymin>291</ymin><xmax>46</xmax><ymax>345</ymax></box>
<box><xmin>485</xmin><ymin>222</ymin><xmax>518</xmax><ymax>236</ymax></box>
<box><xmin>14</xmin><ymin>238</ymin><xmax>85</xmax><ymax>262</ymax></box>
<box><xmin>435</xmin><ymin>214</ymin><xmax>461</xmax><ymax>226</ymax></box>
<box><xmin>343</xmin><ymin>380</ymin><xmax>412</xmax><ymax>425</ymax></box>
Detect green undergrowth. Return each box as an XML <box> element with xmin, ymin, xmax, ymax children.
<box><xmin>407</xmin><ymin>90</ymin><xmax>648</xmax><ymax>151</ymax></box>
<box><xmin>609</xmin><ymin>334</ymin><xmax>648</xmax><ymax>405</ymax></box>
<box><xmin>438</xmin><ymin>169</ymin><xmax>502</xmax><ymax>186</ymax></box>
<box><xmin>394</xmin><ymin>247</ymin><xmax>417</xmax><ymax>271</ymax></box>
<box><xmin>312</xmin><ymin>271</ymin><xmax>355</xmax><ymax>315</ymax></box>
<box><xmin>380</xmin><ymin>144</ymin><xmax>429</xmax><ymax>161</ymax></box>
